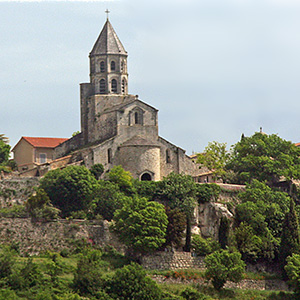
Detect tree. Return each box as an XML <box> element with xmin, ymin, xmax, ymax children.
<box><xmin>0</xmin><ymin>134</ymin><xmax>9</xmax><ymax>144</ymax></box>
<box><xmin>197</xmin><ymin>141</ymin><xmax>229</xmax><ymax>181</ymax></box>
<box><xmin>227</xmin><ymin>132</ymin><xmax>300</xmax><ymax>192</ymax></box>
<box><xmin>279</xmin><ymin>199</ymin><xmax>300</xmax><ymax>267</ymax></box>
<box><xmin>0</xmin><ymin>140</ymin><xmax>10</xmax><ymax>165</ymax></box>
<box><xmin>108</xmin><ymin>165</ymin><xmax>135</xmax><ymax>194</ymax></box>
<box><xmin>25</xmin><ymin>188</ymin><xmax>60</xmax><ymax>221</ymax></box>
<box><xmin>105</xmin><ymin>263</ymin><xmax>162</xmax><ymax>300</ymax></box>
<box><xmin>73</xmin><ymin>249</ymin><xmax>104</xmax><ymax>296</ymax></box>
<box><xmin>204</xmin><ymin>249</ymin><xmax>245</xmax><ymax>290</ymax></box>
<box><xmin>285</xmin><ymin>254</ymin><xmax>300</xmax><ymax>295</ymax></box>
<box><xmin>158</xmin><ymin>172</ymin><xmax>197</xmax><ymax>252</ymax></box>
<box><xmin>90</xmin><ymin>164</ymin><xmax>104</xmax><ymax>180</ymax></box>
<box><xmin>164</xmin><ymin>207</ymin><xmax>186</xmax><ymax>249</ymax></box>
<box><xmin>40</xmin><ymin>165</ymin><xmax>98</xmax><ymax>217</ymax></box>
<box><xmin>89</xmin><ymin>181</ymin><xmax>127</xmax><ymax>221</ymax></box>
<box><xmin>191</xmin><ymin>235</ymin><xmax>219</xmax><ymax>256</ymax></box>
<box><xmin>113</xmin><ymin>196</ymin><xmax>168</xmax><ymax>256</ymax></box>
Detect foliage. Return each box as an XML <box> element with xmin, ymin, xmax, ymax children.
<box><xmin>73</xmin><ymin>248</ymin><xmax>104</xmax><ymax>296</ymax></box>
<box><xmin>227</xmin><ymin>132</ymin><xmax>300</xmax><ymax>188</ymax></box>
<box><xmin>197</xmin><ymin>141</ymin><xmax>230</xmax><ymax>180</ymax></box>
<box><xmin>105</xmin><ymin>263</ymin><xmax>162</xmax><ymax>300</ymax></box>
<box><xmin>88</xmin><ymin>181</ymin><xmax>126</xmax><ymax>221</ymax></box>
<box><xmin>158</xmin><ymin>172</ymin><xmax>197</xmax><ymax>251</ymax></box>
<box><xmin>191</xmin><ymin>235</ymin><xmax>220</xmax><ymax>256</ymax></box>
<box><xmin>285</xmin><ymin>254</ymin><xmax>300</xmax><ymax>295</ymax></box>
<box><xmin>204</xmin><ymin>249</ymin><xmax>245</xmax><ymax>290</ymax></box>
<box><xmin>0</xmin><ymin>205</ymin><xmax>28</xmax><ymax>218</ymax></box>
<box><xmin>195</xmin><ymin>183</ymin><xmax>221</xmax><ymax>204</ymax></box>
<box><xmin>113</xmin><ymin>196</ymin><xmax>168</xmax><ymax>255</ymax></box>
<box><xmin>40</xmin><ymin>165</ymin><xmax>98</xmax><ymax>217</ymax></box>
<box><xmin>133</xmin><ymin>179</ymin><xmax>159</xmax><ymax>200</ymax></box>
<box><xmin>90</xmin><ymin>163</ymin><xmax>104</xmax><ymax>180</ymax></box>
<box><xmin>0</xmin><ymin>246</ymin><xmax>16</xmax><ymax>279</ymax></box>
<box><xmin>180</xmin><ymin>286</ymin><xmax>209</xmax><ymax>300</ymax></box>
<box><xmin>279</xmin><ymin>199</ymin><xmax>300</xmax><ymax>267</ymax></box>
<box><xmin>0</xmin><ymin>140</ymin><xmax>10</xmax><ymax>165</ymax></box>
<box><xmin>218</xmin><ymin>217</ymin><xmax>231</xmax><ymax>249</ymax></box>
<box><xmin>26</xmin><ymin>188</ymin><xmax>60</xmax><ymax>220</ymax></box>
<box><xmin>107</xmin><ymin>165</ymin><xmax>135</xmax><ymax>194</ymax></box>
<box><xmin>72</xmin><ymin>131</ymin><xmax>80</xmax><ymax>137</ymax></box>
<box><xmin>164</xmin><ymin>207</ymin><xmax>186</xmax><ymax>249</ymax></box>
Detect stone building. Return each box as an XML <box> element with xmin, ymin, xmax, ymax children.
<box><xmin>55</xmin><ymin>18</ymin><xmax>201</xmax><ymax>181</ymax></box>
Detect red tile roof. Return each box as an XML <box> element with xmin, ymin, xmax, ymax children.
<box><xmin>295</xmin><ymin>143</ymin><xmax>300</xmax><ymax>147</ymax></box>
<box><xmin>22</xmin><ymin>136</ymin><xmax>68</xmax><ymax>148</ymax></box>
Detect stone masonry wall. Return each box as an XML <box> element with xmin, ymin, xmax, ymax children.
<box><xmin>0</xmin><ymin>218</ymin><xmax>124</xmax><ymax>255</ymax></box>
<box><xmin>141</xmin><ymin>251</ymin><xmax>206</xmax><ymax>270</ymax></box>
<box><xmin>0</xmin><ymin>177</ymin><xmax>39</xmax><ymax>207</ymax></box>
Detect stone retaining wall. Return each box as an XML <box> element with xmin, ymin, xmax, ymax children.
<box><xmin>142</xmin><ymin>251</ymin><xmax>205</xmax><ymax>270</ymax></box>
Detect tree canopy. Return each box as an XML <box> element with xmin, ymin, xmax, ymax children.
<box><xmin>227</xmin><ymin>132</ymin><xmax>300</xmax><ymax>187</ymax></box>
<box><xmin>113</xmin><ymin>196</ymin><xmax>168</xmax><ymax>255</ymax></box>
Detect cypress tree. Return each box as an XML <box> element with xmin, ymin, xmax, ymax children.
<box><xmin>279</xmin><ymin>199</ymin><xmax>300</xmax><ymax>268</ymax></box>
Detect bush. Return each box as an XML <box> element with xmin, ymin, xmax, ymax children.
<box><xmin>105</xmin><ymin>263</ymin><xmax>162</xmax><ymax>300</ymax></box>
<box><xmin>180</xmin><ymin>286</ymin><xmax>209</xmax><ymax>300</ymax></box>
<box><xmin>191</xmin><ymin>235</ymin><xmax>220</xmax><ymax>256</ymax></box>
<box><xmin>196</xmin><ymin>183</ymin><xmax>220</xmax><ymax>203</ymax></box>
<box><xmin>205</xmin><ymin>249</ymin><xmax>245</xmax><ymax>290</ymax></box>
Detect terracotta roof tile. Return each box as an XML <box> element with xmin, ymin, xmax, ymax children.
<box><xmin>22</xmin><ymin>137</ymin><xmax>68</xmax><ymax>148</ymax></box>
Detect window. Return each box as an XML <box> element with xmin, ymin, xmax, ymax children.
<box><xmin>166</xmin><ymin>149</ymin><xmax>171</xmax><ymax>163</ymax></box>
<box><xmin>100</xmin><ymin>61</ymin><xmax>105</xmax><ymax>72</ymax></box>
<box><xmin>39</xmin><ymin>153</ymin><xmax>46</xmax><ymax>164</ymax></box>
<box><xmin>134</xmin><ymin>112</ymin><xmax>139</xmax><ymax>124</ymax></box>
<box><xmin>121</xmin><ymin>61</ymin><xmax>124</xmax><ymax>72</ymax></box>
<box><xmin>141</xmin><ymin>173</ymin><xmax>152</xmax><ymax>181</ymax></box>
<box><xmin>122</xmin><ymin>79</ymin><xmax>126</xmax><ymax>94</ymax></box>
<box><xmin>111</xmin><ymin>61</ymin><xmax>116</xmax><ymax>71</ymax></box>
<box><xmin>107</xmin><ymin>148</ymin><xmax>112</xmax><ymax>164</ymax></box>
<box><xmin>111</xmin><ymin>79</ymin><xmax>117</xmax><ymax>93</ymax></box>
<box><xmin>100</xmin><ymin>79</ymin><xmax>106</xmax><ymax>94</ymax></box>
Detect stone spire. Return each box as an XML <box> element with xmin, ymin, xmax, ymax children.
<box><xmin>89</xmin><ymin>19</ymin><xmax>128</xmax><ymax>95</ymax></box>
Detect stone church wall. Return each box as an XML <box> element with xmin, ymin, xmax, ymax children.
<box><xmin>55</xmin><ymin>133</ymin><xmax>84</xmax><ymax>159</ymax></box>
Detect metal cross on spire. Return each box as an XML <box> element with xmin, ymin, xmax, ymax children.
<box><xmin>105</xmin><ymin>9</ymin><xmax>110</xmax><ymax>20</ymax></box>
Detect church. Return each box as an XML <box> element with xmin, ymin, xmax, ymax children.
<box><xmin>48</xmin><ymin>18</ymin><xmax>202</xmax><ymax>181</ymax></box>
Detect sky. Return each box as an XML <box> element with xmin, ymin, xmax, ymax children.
<box><xmin>1</xmin><ymin>0</ymin><xmax>300</xmax><ymax>155</ymax></box>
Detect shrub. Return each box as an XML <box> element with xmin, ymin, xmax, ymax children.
<box><xmin>191</xmin><ymin>235</ymin><xmax>220</xmax><ymax>256</ymax></box>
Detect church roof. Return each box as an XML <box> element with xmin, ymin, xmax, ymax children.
<box><xmin>90</xmin><ymin>20</ymin><xmax>127</xmax><ymax>56</ymax></box>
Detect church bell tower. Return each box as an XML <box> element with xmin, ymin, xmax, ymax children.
<box><xmin>89</xmin><ymin>14</ymin><xmax>128</xmax><ymax>95</ymax></box>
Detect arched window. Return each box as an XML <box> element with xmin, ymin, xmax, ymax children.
<box><xmin>100</xmin><ymin>79</ymin><xmax>106</xmax><ymax>94</ymax></box>
<box><xmin>107</xmin><ymin>148</ymin><xmax>112</xmax><ymax>164</ymax></box>
<box><xmin>122</xmin><ymin>79</ymin><xmax>126</xmax><ymax>94</ymax></box>
<box><xmin>111</xmin><ymin>61</ymin><xmax>116</xmax><ymax>71</ymax></box>
<box><xmin>166</xmin><ymin>149</ymin><xmax>171</xmax><ymax>163</ymax></box>
<box><xmin>141</xmin><ymin>173</ymin><xmax>152</xmax><ymax>181</ymax></box>
<box><xmin>100</xmin><ymin>61</ymin><xmax>105</xmax><ymax>72</ymax></box>
<box><xmin>134</xmin><ymin>112</ymin><xmax>139</xmax><ymax>124</ymax></box>
<box><xmin>121</xmin><ymin>61</ymin><xmax>124</xmax><ymax>72</ymax></box>
<box><xmin>111</xmin><ymin>79</ymin><xmax>117</xmax><ymax>93</ymax></box>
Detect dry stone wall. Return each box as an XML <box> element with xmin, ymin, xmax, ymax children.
<box><xmin>141</xmin><ymin>251</ymin><xmax>205</xmax><ymax>270</ymax></box>
<box><xmin>0</xmin><ymin>177</ymin><xmax>39</xmax><ymax>207</ymax></box>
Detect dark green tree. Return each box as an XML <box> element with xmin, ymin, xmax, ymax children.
<box><xmin>204</xmin><ymin>249</ymin><xmax>245</xmax><ymax>290</ymax></box>
<box><xmin>0</xmin><ymin>140</ymin><xmax>10</xmax><ymax>165</ymax></box>
<box><xmin>105</xmin><ymin>263</ymin><xmax>162</xmax><ymax>300</ymax></box>
<box><xmin>89</xmin><ymin>180</ymin><xmax>127</xmax><ymax>221</ymax></box>
<box><xmin>227</xmin><ymin>132</ymin><xmax>300</xmax><ymax>193</ymax></box>
<box><xmin>279</xmin><ymin>199</ymin><xmax>300</xmax><ymax>267</ymax></box>
<box><xmin>285</xmin><ymin>254</ymin><xmax>300</xmax><ymax>296</ymax></box>
<box><xmin>113</xmin><ymin>196</ymin><xmax>168</xmax><ymax>256</ymax></box>
<box><xmin>40</xmin><ymin>165</ymin><xmax>98</xmax><ymax>217</ymax></box>
<box><xmin>158</xmin><ymin>172</ymin><xmax>197</xmax><ymax>252</ymax></box>
<box><xmin>90</xmin><ymin>163</ymin><xmax>104</xmax><ymax>180</ymax></box>
<box><xmin>164</xmin><ymin>207</ymin><xmax>186</xmax><ymax>249</ymax></box>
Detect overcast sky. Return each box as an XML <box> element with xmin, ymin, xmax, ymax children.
<box><xmin>1</xmin><ymin>0</ymin><xmax>300</xmax><ymax>154</ymax></box>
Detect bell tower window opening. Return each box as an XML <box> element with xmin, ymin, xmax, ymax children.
<box><xmin>111</xmin><ymin>61</ymin><xmax>116</xmax><ymax>71</ymax></box>
<box><xmin>121</xmin><ymin>61</ymin><xmax>124</xmax><ymax>72</ymax></box>
<box><xmin>107</xmin><ymin>148</ymin><xmax>112</xmax><ymax>164</ymax></box>
<box><xmin>122</xmin><ymin>79</ymin><xmax>126</xmax><ymax>94</ymax></box>
<box><xmin>100</xmin><ymin>79</ymin><xmax>106</xmax><ymax>94</ymax></box>
<box><xmin>111</xmin><ymin>79</ymin><xmax>117</xmax><ymax>93</ymax></box>
<box><xmin>100</xmin><ymin>61</ymin><xmax>105</xmax><ymax>73</ymax></box>
<box><xmin>141</xmin><ymin>172</ymin><xmax>152</xmax><ymax>181</ymax></box>
<box><xmin>134</xmin><ymin>112</ymin><xmax>139</xmax><ymax>124</ymax></box>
